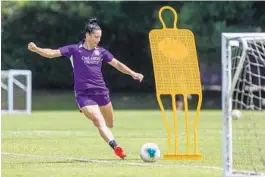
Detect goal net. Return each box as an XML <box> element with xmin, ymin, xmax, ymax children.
<box><xmin>222</xmin><ymin>33</ymin><xmax>265</xmax><ymax>177</ymax></box>
<box><xmin>1</xmin><ymin>70</ymin><xmax>32</xmax><ymax>114</ymax></box>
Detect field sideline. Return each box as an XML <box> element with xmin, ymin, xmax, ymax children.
<box><xmin>2</xmin><ymin>110</ymin><xmax>223</xmax><ymax>177</ymax></box>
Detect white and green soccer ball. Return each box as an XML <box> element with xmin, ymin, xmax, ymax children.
<box><xmin>140</xmin><ymin>143</ymin><xmax>161</xmax><ymax>162</ymax></box>
<box><xmin>232</xmin><ymin>109</ymin><xmax>242</xmax><ymax>120</ymax></box>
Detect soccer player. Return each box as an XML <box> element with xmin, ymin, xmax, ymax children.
<box><xmin>27</xmin><ymin>18</ymin><xmax>144</xmax><ymax>159</ymax></box>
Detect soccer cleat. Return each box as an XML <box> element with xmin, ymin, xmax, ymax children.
<box><xmin>114</xmin><ymin>146</ymin><xmax>127</xmax><ymax>159</ymax></box>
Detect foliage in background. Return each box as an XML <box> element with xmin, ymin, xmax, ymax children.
<box><xmin>2</xmin><ymin>1</ymin><xmax>265</xmax><ymax>91</ymax></box>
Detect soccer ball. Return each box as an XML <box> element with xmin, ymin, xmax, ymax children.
<box><xmin>140</xmin><ymin>143</ymin><xmax>161</xmax><ymax>162</ymax></box>
<box><xmin>232</xmin><ymin>109</ymin><xmax>242</xmax><ymax>120</ymax></box>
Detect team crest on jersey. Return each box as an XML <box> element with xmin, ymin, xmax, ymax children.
<box><xmin>93</xmin><ymin>49</ymin><xmax>100</xmax><ymax>56</ymax></box>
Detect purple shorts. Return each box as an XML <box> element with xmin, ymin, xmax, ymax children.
<box><xmin>75</xmin><ymin>93</ymin><xmax>111</xmax><ymax>108</ymax></box>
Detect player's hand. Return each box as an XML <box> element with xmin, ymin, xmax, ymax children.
<box><xmin>28</xmin><ymin>42</ymin><xmax>38</xmax><ymax>52</ymax></box>
<box><xmin>132</xmin><ymin>72</ymin><xmax>144</xmax><ymax>82</ymax></box>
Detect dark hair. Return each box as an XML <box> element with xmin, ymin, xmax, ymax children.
<box><xmin>80</xmin><ymin>18</ymin><xmax>101</xmax><ymax>40</ymax></box>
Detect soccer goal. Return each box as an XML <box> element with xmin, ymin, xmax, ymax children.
<box><xmin>222</xmin><ymin>33</ymin><xmax>265</xmax><ymax>177</ymax></box>
<box><xmin>1</xmin><ymin>69</ymin><xmax>32</xmax><ymax>114</ymax></box>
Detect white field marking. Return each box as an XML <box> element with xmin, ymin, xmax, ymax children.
<box><xmin>2</xmin><ymin>152</ymin><xmax>223</xmax><ymax>171</ymax></box>
<box><xmin>2</xmin><ymin>130</ymin><xmax>89</xmax><ymax>136</ymax></box>
<box><xmin>1</xmin><ymin>130</ymin><xmax>224</xmax><ymax>137</ymax></box>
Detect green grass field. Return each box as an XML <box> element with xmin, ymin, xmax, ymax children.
<box><xmin>2</xmin><ymin>91</ymin><xmax>265</xmax><ymax>177</ymax></box>
<box><xmin>2</xmin><ymin>108</ymin><xmax>224</xmax><ymax>177</ymax></box>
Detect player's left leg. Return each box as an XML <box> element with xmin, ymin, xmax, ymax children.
<box><xmin>99</xmin><ymin>102</ymin><xmax>114</xmax><ymax>128</ymax></box>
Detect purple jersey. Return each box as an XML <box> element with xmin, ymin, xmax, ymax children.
<box><xmin>59</xmin><ymin>42</ymin><xmax>114</xmax><ymax>95</ymax></box>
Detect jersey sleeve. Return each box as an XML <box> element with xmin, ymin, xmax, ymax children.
<box><xmin>59</xmin><ymin>45</ymin><xmax>75</xmax><ymax>57</ymax></box>
<box><xmin>102</xmin><ymin>49</ymin><xmax>114</xmax><ymax>63</ymax></box>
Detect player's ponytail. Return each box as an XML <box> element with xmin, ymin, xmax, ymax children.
<box><xmin>85</xmin><ymin>17</ymin><xmax>101</xmax><ymax>34</ymax></box>
<box><xmin>80</xmin><ymin>18</ymin><xmax>101</xmax><ymax>42</ymax></box>
<box><xmin>88</xmin><ymin>18</ymin><xmax>98</xmax><ymax>25</ymax></box>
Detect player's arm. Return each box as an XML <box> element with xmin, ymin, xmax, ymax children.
<box><xmin>108</xmin><ymin>58</ymin><xmax>144</xmax><ymax>82</ymax></box>
<box><xmin>28</xmin><ymin>42</ymin><xmax>62</xmax><ymax>59</ymax></box>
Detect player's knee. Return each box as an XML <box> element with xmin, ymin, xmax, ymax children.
<box><xmin>103</xmin><ymin>114</ymin><xmax>114</xmax><ymax>128</ymax></box>
<box><xmin>92</xmin><ymin>116</ymin><xmax>105</xmax><ymax>128</ymax></box>
<box><xmin>82</xmin><ymin>109</ymin><xmax>95</xmax><ymax>119</ymax></box>
<box><xmin>81</xmin><ymin>108</ymin><xmax>106</xmax><ymax>128</ymax></box>
<box><xmin>92</xmin><ymin>119</ymin><xmax>101</xmax><ymax>128</ymax></box>
<box><xmin>105</xmin><ymin>116</ymin><xmax>114</xmax><ymax>128</ymax></box>
<box><xmin>107</xmin><ymin>123</ymin><xmax>114</xmax><ymax>128</ymax></box>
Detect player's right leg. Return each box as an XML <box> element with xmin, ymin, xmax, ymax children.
<box><xmin>80</xmin><ymin>105</ymin><xmax>126</xmax><ymax>159</ymax></box>
<box><xmin>76</xmin><ymin>93</ymin><xmax>126</xmax><ymax>159</ymax></box>
<box><xmin>81</xmin><ymin>105</ymin><xmax>114</xmax><ymax>142</ymax></box>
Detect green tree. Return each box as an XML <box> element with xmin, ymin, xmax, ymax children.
<box><xmin>2</xmin><ymin>1</ymin><xmax>264</xmax><ymax>91</ymax></box>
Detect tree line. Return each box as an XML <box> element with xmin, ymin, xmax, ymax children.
<box><xmin>2</xmin><ymin>1</ymin><xmax>265</xmax><ymax>91</ymax></box>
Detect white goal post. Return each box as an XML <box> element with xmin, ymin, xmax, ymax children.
<box><xmin>222</xmin><ymin>33</ymin><xmax>265</xmax><ymax>177</ymax></box>
<box><xmin>1</xmin><ymin>69</ymin><xmax>32</xmax><ymax>114</ymax></box>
